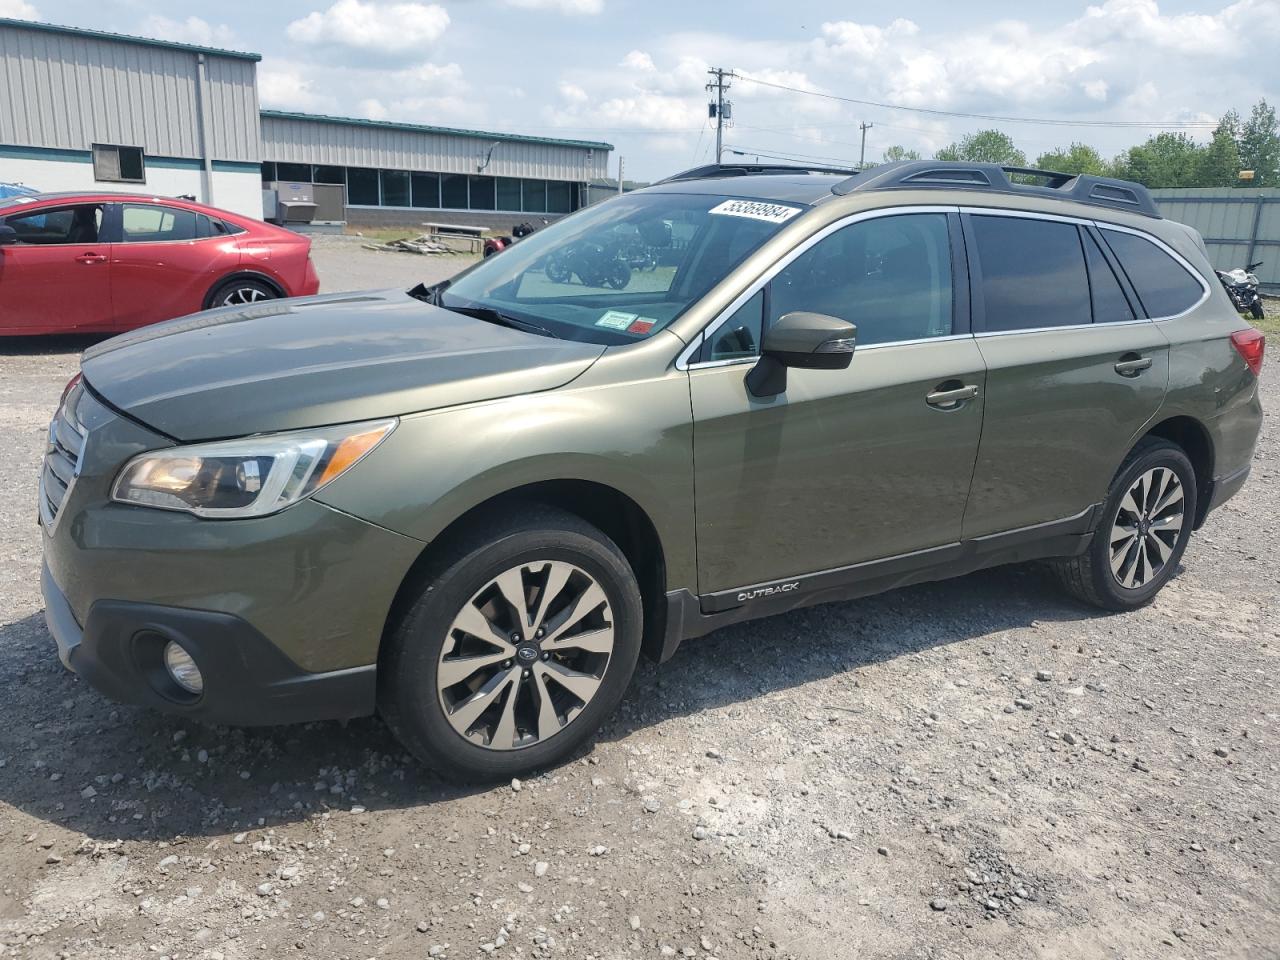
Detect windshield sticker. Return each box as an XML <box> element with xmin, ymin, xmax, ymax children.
<box><xmin>596</xmin><ymin>310</ymin><xmax>637</xmax><ymax>330</ymax></box>
<box><xmin>627</xmin><ymin>318</ymin><xmax>655</xmax><ymax>334</ymax></box>
<box><xmin>708</xmin><ymin>199</ymin><xmax>802</xmax><ymax>224</ymax></box>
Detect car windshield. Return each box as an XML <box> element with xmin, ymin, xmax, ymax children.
<box><xmin>437</xmin><ymin>192</ymin><xmax>807</xmax><ymax>344</ymax></box>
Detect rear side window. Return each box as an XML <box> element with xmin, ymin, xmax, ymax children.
<box><xmin>1083</xmin><ymin>232</ymin><xmax>1135</xmax><ymax>324</ymax></box>
<box><xmin>970</xmin><ymin>216</ymin><xmax>1091</xmax><ymax>331</ymax></box>
<box><xmin>121</xmin><ymin>204</ymin><xmax>197</xmax><ymax>243</ymax></box>
<box><xmin>1100</xmin><ymin>229</ymin><xmax>1205</xmax><ymax>318</ymax></box>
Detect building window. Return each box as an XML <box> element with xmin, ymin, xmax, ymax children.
<box><xmin>411</xmin><ymin>173</ymin><xmax>440</xmax><ymax>208</ymax></box>
<box><xmin>276</xmin><ymin>162</ymin><xmax>312</xmax><ymax>182</ymax></box>
<box><xmin>380</xmin><ymin>169</ymin><xmax>411</xmax><ymax>207</ymax></box>
<box><xmin>314</xmin><ymin>165</ymin><xmax>346</xmax><ymax>185</ymax></box>
<box><xmin>547</xmin><ymin>180</ymin><xmax>573</xmax><ymax>214</ymax></box>
<box><xmin>261</xmin><ymin>161</ymin><xmax>277</xmax><ymax>184</ymax></box>
<box><xmin>522</xmin><ymin>179</ymin><xmax>548</xmax><ymax>213</ymax></box>
<box><xmin>441</xmin><ymin>174</ymin><xmax>468</xmax><ymax>210</ymax></box>
<box><xmin>469</xmin><ymin>176</ymin><xmax>496</xmax><ymax>211</ymax></box>
<box><xmin>496</xmin><ymin>177</ymin><xmax>522</xmax><ymax>212</ymax></box>
<box><xmin>347</xmin><ymin>167</ymin><xmax>380</xmax><ymax>205</ymax></box>
<box><xmin>93</xmin><ymin>144</ymin><xmax>145</xmax><ymax>183</ymax></box>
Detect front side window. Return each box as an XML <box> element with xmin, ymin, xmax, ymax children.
<box><xmin>93</xmin><ymin>144</ymin><xmax>145</xmax><ymax>183</ymax></box>
<box><xmin>121</xmin><ymin>204</ymin><xmax>197</xmax><ymax>243</ymax></box>
<box><xmin>770</xmin><ymin>213</ymin><xmax>954</xmax><ymax>345</ymax></box>
<box><xmin>704</xmin><ymin>290</ymin><xmax>764</xmax><ymax>361</ymax></box>
<box><xmin>971</xmin><ymin>215</ymin><xmax>1090</xmax><ymax>332</ymax></box>
<box><xmin>439</xmin><ymin>192</ymin><xmax>804</xmax><ymax>345</ymax></box>
<box><xmin>1101</xmin><ymin>228</ymin><xmax>1205</xmax><ymax>318</ymax></box>
<box><xmin>3</xmin><ymin>204</ymin><xmax>103</xmax><ymax>244</ymax></box>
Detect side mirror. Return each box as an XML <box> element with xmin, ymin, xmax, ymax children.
<box><xmin>0</xmin><ymin>225</ymin><xmax>18</xmax><ymax>247</ymax></box>
<box><xmin>746</xmin><ymin>312</ymin><xmax>856</xmax><ymax>397</ymax></box>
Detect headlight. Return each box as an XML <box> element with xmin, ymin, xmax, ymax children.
<box><xmin>111</xmin><ymin>419</ymin><xmax>396</xmax><ymax>519</ymax></box>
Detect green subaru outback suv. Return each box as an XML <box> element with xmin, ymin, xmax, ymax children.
<box><xmin>40</xmin><ymin>161</ymin><xmax>1264</xmax><ymax>780</ymax></box>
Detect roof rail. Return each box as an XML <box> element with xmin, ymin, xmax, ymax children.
<box><xmin>830</xmin><ymin>161</ymin><xmax>1161</xmax><ymax>218</ymax></box>
<box><xmin>658</xmin><ymin>162</ymin><xmax>860</xmax><ymax>183</ymax></box>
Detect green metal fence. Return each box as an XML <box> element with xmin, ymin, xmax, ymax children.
<box><xmin>1151</xmin><ymin>188</ymin><xmax>1280</xmax><ymax>292</ymax></box>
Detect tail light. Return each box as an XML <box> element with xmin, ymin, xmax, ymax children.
<box><xmin>60</xmin><ymin>372</ymin><xmax>83</xmax><ymax>406</ymax></box>
<box><xmin>1230</xmin><ymin>328</ymin><xmax>1265</xmax><ymax>377</ymax></box>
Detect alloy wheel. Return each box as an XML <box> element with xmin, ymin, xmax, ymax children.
<box><xmin>1109</xmin><ymin>466</ymin><xmax>1185</xmax><ymax>589</ymax></box>
<box><xmin>219</xmin><ymin>286</ymin><xmax>271</xmax><ymax>306</ymax></box>
<box><xmin>436</xmin><ymin>560</ymin><xmax>614</xmax><ymax>750</ymax></box>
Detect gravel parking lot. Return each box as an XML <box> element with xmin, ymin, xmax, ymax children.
<box><xmin>0</xmin><ymin>243</ymin><xmax>1276</xmax><ymax>960</ymax></box>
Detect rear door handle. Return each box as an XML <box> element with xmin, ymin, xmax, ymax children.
<box><xmin>925</xmin><ymin>383</ymin><xmax>980</xmax><ymax>409</ymax></box>
<box><xmin>75</xmin><ymin>252</ymin><xmax>107</xmax><ymax>264</ymax></box>
<box><xmin>1114</xmin><ymin>355</ymin><xmax>1153</xmax><ymax>377</ymax></box>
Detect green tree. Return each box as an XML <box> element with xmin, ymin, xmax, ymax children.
<box><xmin>1239</xmin><ymin>99</ymin><xmax>1280</xmax><ymax>186</ymax></box>
<box><xmin>1196</xmin><ymin>110</ymin><xmax>1242</xmax><ymax>187</ymax></box>
<box><xmin>881</xmin><ymin>145</ymin><xmax>922</xmax><ymax>163</ymax></box>
<box><xmin>1110</xmin><ymin>132</ymin><xmax>1205</xmax><ymax>188</ymax></box>
<box><xmin>1035</xmin><ymin>142</ymin><xmax>1107</xmax><ymax>176</ymax></box>
<box><xmin>935</xmin><ymin>129</ymin><xmax>1026</xmax><ymax>166</ymax></box>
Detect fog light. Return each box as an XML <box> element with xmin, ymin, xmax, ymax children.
<box><xmin>163</xmin><ymin>641</ymin><xmax>204</xmax><ymax>695</ymax></box>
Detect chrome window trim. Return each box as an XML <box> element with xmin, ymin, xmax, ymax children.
<box><xmin>974</xmin><ymin>317</ymin><xmax>1153</xmax><ymax>339</ymax></box>
<box><xmin>677</xmin><ymin>204</ymin><xmax>958</xmax><ymax>371</ymax></box>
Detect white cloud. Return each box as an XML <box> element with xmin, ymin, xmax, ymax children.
<box><xmin>0</xmin><ymin>0</ymin><xmax>38</xmax><ymax>19</ymax></box>
<box><xmin>258</xmin><ymin>63</ymin><xmax>338</xmax><ymax>113</ymax></box>
<box><xmin>505</xmin><ymin>0</ymin><xmax>603</xmax><ymax>14</ymax></box>
<box><xmin>138</xmin><ymin>15</ymin><xmax>238</xmax><ymax>49</ymax></box>
<box><xmin>286</xmin><ymin>0</ymin><xmax>450</xmax><ymax>58</ymax></box>
<box><xmin>559</xmin><ymin>82</ymin><xmax>589</xmax><ymax>104</ymax></box>
<box><xmin>620</xmin><ymin>50</ymin><xmax>655</xmax><ymax>72</ymax></box>
<box><xmin>358</xmin><ymin>98</ymin><xmax>389</xmax><ymax>120</ymax></box>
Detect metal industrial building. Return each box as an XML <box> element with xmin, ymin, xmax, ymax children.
<box><xmin>0</xmin><ymin>18</ymin><xmax>264</xmax><ymax>217</ymax></box>
<box><xmin>0</xmin><ymin>17</ymin><xmax>612</xmax><ymax>226</ymax></box>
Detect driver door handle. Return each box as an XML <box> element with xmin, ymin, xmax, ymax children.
<box><xmin>926</xmin><ymin>383</ymin><xmax>980</xmax><ymax>408</ymax></box>
<box><xmin>75</xmin><ymin>252</ymin><xmax>107</xmax><ymax>264</ymax></box>
<box><xmin>1114</xmin><ymin>355</ymin><xmax>1153</xmax><ymax>377</ymax></box>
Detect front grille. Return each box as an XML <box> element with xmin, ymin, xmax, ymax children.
<box><xmin>39</xmin><ymin>386</ymin><xmax>86</xmax><ymax>528</ymax></box>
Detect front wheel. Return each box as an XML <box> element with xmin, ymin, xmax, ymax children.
<box><xmin>378</xmin><ymin>507</ymin><xmax>643</xmax><ymax>781</ymax></box>
<box><xmin>1053</xmin><ymin>438</ymin><xmax>1196</xmax><ymax>611</ymax></box>
<box><xmin>1251</xmin><ymin>299</ymin><xmax>1265</xmax><ymax>320</ymax></box>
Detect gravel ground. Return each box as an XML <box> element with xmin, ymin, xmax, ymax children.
<box><xmin>0</xmin><ymin>244</ymin><xmax>1276</xmax><ymax>959</ymax></box>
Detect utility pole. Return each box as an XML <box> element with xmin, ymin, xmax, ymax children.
<box><xmin>859</xmin><ymin>122</ymin><xmax>873</xmax><ymax>171</ymax></box>
<box><xmin>707</xmin><ymin>67</ymin><xmax>733</xmax><ymax>163</ymax></box>
<box><xmin>617</xmin><ymin>155</ymin><xmax>625</xmax><ymax>196</ymax></box>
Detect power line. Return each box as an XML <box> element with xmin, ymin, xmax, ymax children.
<box><xmin>733</xmin><ymin>74</ymin><xmax>1218</xmax><ymax>129</ymax></box>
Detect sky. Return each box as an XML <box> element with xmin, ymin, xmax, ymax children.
<box><xmin>3</xmin><ymin>0</ymin><xmax>1279</xmax><ymax>181</ymax></box>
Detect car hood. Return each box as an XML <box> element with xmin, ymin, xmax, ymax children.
<box><xmin>81</xmin><ymin>289</ymin><xmax>606</xmax><ymax>441</ymax></box>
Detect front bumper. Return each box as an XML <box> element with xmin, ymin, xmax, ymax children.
<box><xmin>39</xmin><ymin>381</ymin><xmax>425</xmax><ymax>725</ymax></box>
<box><xmin>43</xmin><ymin>562</ymin><xmax>376</xmax><ymax>725</ymax></box>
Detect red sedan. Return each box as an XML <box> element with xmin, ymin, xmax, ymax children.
<box><xmin>0</xmin><ymin>192</ymin><xmax>320</xmax><ymax>336</ymax></box>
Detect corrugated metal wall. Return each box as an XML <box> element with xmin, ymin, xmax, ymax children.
<box><xmin>0</xmin><ymin>23</ymin><xmax>259</xmax><ymax>162</ymax></box>
<box><xmin>261</xmin><ymin>114</ymin><xmax>608</xmax><ymax>182</ymax></box>
<box><xmin>1152</xmin><ymin>188</ymin><xmax>1280</xmax><ymax>290</ymax></box>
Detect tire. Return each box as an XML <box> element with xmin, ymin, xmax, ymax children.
<box><xmin>207</xmin><ymin>277</ymin><xmax>279</xmax><ymax>309</ymax></box>
<box><xmin>1053</xmin><ymin>437</ymin><xmax>1197</xmax><ymax>611</ymax></box>
<box><xmin>378</xmin><ymin>506</ymin><xmax>643</xmax><ymax>781</ymax></box>
<box><xmin>1250</xmin><ymin>299</ymin><xmax>1265</xmax><ymax>320</ymax></box>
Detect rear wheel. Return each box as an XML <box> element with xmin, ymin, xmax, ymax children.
<box><xmin>378</xmin><ymin>507</ymin><xmax>642</xmax><ymax>781</ymax></box>
<box><xmin>1053</xmin><ymin>438</ymin><xmax>1196</xmax><ymax>611</ymax></box>
<box><xmin>207</xmin><ymin>277</ymin><xmax>278</xmax><ymax>309</ymax></box>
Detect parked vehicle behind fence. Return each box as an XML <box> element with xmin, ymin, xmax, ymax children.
<box><xmin>0</xmin><ymin>192</ymin><xmax>319</xmax><ymax>335</ymax></box>
<box><xmin>38</xmin><ymin>161</ymin><xmax>1264</xmax><ymax>780</ymax></box>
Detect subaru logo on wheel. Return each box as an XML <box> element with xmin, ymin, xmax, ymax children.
<box><xmin>517</xmin><ymin>646</ymin><xmax>538</xmax><ymax>662</ymax></box>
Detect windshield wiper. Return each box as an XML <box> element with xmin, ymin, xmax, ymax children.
<box><xmin>445</xmin><ymin>304</ymin><xmax>561</xmax><ymax>340</ymax></box>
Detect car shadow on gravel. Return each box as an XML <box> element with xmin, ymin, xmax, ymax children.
<box><xmin>0</xmin><ymin>334</ymin><xmax>110</xmax><ymax>356</ymax></box>
<box><xmin>0</xmin><ymin>561</ymin><xmax>1114</xmax><ymax>842</ymax></box>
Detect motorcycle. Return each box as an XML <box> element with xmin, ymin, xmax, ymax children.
<box><xmin>543</xmin><ymin>239</ymin><xmax>631</xmax><ymax>289</ymax></box>
<box><xmin>1216</xmin><ymin>260</ymin><xmax>1265</xmax><ymax>320</ymax></box>
<box><xmin>482</xmin><ymin>218</ymin><xmax>548</xmax><ymax>258</ymax></box>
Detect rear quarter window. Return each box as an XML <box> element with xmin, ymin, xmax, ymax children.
<box><xmin>1100</xmin><ymin>229</ymin><xmax>1205</xmax><ymax>318</ymax></box>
